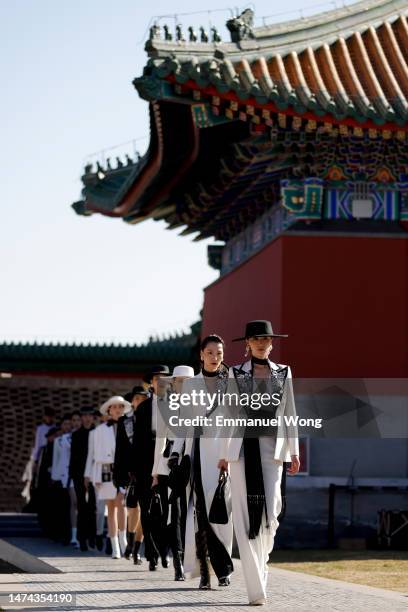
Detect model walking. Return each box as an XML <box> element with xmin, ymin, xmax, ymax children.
<box><xmin>218</xmin><ymin>320</ymin><xmax>300</xmax><ymax>606</ymax></box>
<box><xmin>170</xmin><ymin>335</ymin><xmax>234</xmax><ymax>589</ymax></box>
<box><xmin>154</xmin><ymin>365</ymin><xmax>194</xmax><ymax>580</ymax></box>
<box><xmin>113</xmin><ymin>385</ymin><xmax>149</xmax><ymax>564</ymax></box>
<box><xmin>90</xmin><ymin>396</ymin><xmax>131</xmax><ymax>559</ymax></box>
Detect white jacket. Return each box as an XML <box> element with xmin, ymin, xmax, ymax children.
<box><xmin>31</xmin><ymin>423</ymin><xmax>52</xmax><ymax>461</ymax></box>
<box><xmin>84</xmin><ymin>429</ymin><xmax>95</xmax><ymax>481</ymax></box>
<box><xmin>51</xmin><ymin>433</ymin><xmax>72</xmax><ymax>488</ymax></box>
<box><xmin>89</xmin><ymin>423</ymin><xmax>116</xmax><ymax>485</ymax></box>
<box><xmin>219</xmin><ymin>359</ymin><xmax>299</xmax><ymax>463</ymax></box>
<box><xmin>152</xmin><ymin>395</ymin><xmax>173</xmax><ymax>476</ymax></box>
<box><xmin>172</xmin><ymin>371</ymin><xmax>227</xmax><ymax>460</ymax></box>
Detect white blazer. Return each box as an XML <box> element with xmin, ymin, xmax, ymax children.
<box><xmin>51</xmin><ymin>433</ymin><xmax>72</xmax><ymax>487</ymax></box>
<box><xmin>31</xmin><ymin>423</ymin><xmax>52</xmax><ymax>461</ymax></box>
<box><xmin>219</xmin><ymin>359</ymin><xmax>299</xmax><ymax>463</ymax></box>
<box><xmin>152</xmin><ymin>395</ymin><xmax>173</xmax><ymax>476</ymax></box>
<box><xmin>84</xmin><ymin>429</ymin><xmax>95</xmax><ymax>481</ymax></box>
<box><xmin>89</xmin><ymin>423</ymin><xmax>116</xmax><ymax>485</ymax></box>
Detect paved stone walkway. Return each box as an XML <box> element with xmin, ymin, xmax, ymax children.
<box><xmin>0</xmin><ymin>539</ymin><xmax>406</xmax><ymax>612</ymax></box>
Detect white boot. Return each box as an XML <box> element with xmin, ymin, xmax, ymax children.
<box><xmin>118</xmin><ymin>530</ymin><xmax>128</xmax><ymax>555</ymax></box>
<box><xmin>70</xmin><ymin>527</ymin><xmax>79</xmax><ymax>548</ymax></box>
<box><xmin>111</xmin><ymin>536</ymin><xmax>121</xmax><ymax>559</ymax></box>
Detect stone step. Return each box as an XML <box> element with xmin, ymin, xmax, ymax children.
<box><xmin>0</xmin><ymin>513</ymin><xmax>41</xmax><ymax>538</ymax></box>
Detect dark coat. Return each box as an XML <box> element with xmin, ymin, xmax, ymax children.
<box><xmin>133</xmin><ymin>397</ymin><xmax>156</xmax><ymax>487</ymax></box>
<box><xmin>36</xmin><ymin>441</ymin><xmax>54</xmax><ymax>489</ymax></box>
<box><xmin>69</xmin><ymin>426</ymin><xmax>93</xmax><ymax>481</ymax></box>
<box><xmin>113</xmin><ymin>413</ymin><xmax>136</xmax><ymax>488</ymax></box>
<box><xmin>113</xmin><ymin>398</ymin><xmax>157</xmax><ymax>489</ymax></box>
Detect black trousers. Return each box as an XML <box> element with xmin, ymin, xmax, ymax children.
<box><xmin>193</xmin><ymin>438</ymin><xmax>234</xmax><ymax>579</ymax></box>
<box><xmin>52</xmin><ymin>483</ymin><xmax>71</xmax><ymax>543</ymax></box>
<box><xmin>37</xmin><ymin>484</ymin><xmax>52</xmax><ymax>536</ymax></box>
<box><xmin>138</xmin><ymin>482</ymin><xmax>162</xmax><ymax>562</ymax></box>
<box><xmin>155</xmin><ymin>475</ymin><xmax>186</xmax><ymax>558</ymax></box>
<box><xmin>74</xmin><ymin>479</ymin><xmax>96</xmax><ymax>543</ymax></box>
<box><xmin>37</xmin><ymin>482</ymin><xmax>66</xmax><ymax>541</ymax></box>
<box><xmin>139</xmin><ymin>476</ymin><xmax>185</xmax><ymax>562</ymax></box>
<box><xmin>153</xmin><ymin>477</ymin><xmax>170</xmax><ymax>559</ymax></box>
<box><xmin>169</xmin><ymin>488</ymin><xmax>186</xmax><ymax>554</ymax></box>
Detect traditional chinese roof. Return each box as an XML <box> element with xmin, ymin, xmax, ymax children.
<box><xmin>0</xmin><ymin>322</ymin><xmax>201</xmax><ymax>374</ymax></box>
<box><xmin>140</xmin><ymin>0</ymin><xmax>408</xmax><ymax>125</ymax></box>
<box><xmin>73</xmin><ymin>1</ymin><xmax>408</xmax><ymax>241</ymax></box>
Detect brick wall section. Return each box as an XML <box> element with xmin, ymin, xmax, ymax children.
<box><xmin>0</xmin><ymin>374</ymin><xmax>139</xmax><ymax>511</ymax></box>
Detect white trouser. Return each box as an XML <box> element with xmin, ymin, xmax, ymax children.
<box><xmin>229</xmin><ymin>438</ymin><xmax>283</xmax><ymax>603</ymax></box>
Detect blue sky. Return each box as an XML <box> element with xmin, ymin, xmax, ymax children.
<box><xmin>1</xmin><ymin>0</ymin><xmax>355</xmax><ymax>345</ymax></box>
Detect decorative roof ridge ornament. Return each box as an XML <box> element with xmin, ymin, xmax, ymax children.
<box><xmin>188</xmin><ymin>26</ymin><xmax>198</xmax><ymax>42</ymax></box>
<box><xmin>176</xmin><ymin>24</ymin><xmax>185</xmax><ymax>42</ymax></box>
<box><xmin>211</xmin><ymin>26</ymin><xmax>222</xmax><ymax>43</ymax></box>
<box><xmin>149</xmin><ymin>23</ymin><xmax>161</xmax><ymax>40</ymax></box>
<box><xmin>163</xmin><ymin>25</ymin><xmax>172</xmax><ymax>41</ymax></box>
<box><xmin>200</xmin><ymin>26</ymin><xmax>209</xmax><ymax>43</ymax></box>
<box><xmin>226</xmin><ymin>8</ymin><xmax>255</xmax><ymax>43</ymax></box>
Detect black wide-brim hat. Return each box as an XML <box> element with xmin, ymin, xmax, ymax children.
<box><xmin>232</xmin><ymin>319</ymin><xmax>288</xmax><ymax>342</ymax></box>
<box><xmin>144</xmin><ymin>364</ymin><xmax>171</xmax><ymax>383</ymax></box>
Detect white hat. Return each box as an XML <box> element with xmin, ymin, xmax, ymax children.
<box><xmin>163</xmin><ymin>365</ymin><xmax>195</xmax><ymax>379</ymax></box>
<box><xmin>100</xmin><ymin>395</ymin><xmax>132</xmax><ymax>416</ymax></box>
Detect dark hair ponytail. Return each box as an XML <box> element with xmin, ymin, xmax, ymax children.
<box><xmin>200</xmin><ymin>334</ymin><xmax>225</xmax><ymax>352</ymax></box>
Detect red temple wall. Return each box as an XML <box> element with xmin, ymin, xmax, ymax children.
<box><xmin>202</xmin><ymin>234</ymin><xmax>408</xmax><ymax>377</ymax></box>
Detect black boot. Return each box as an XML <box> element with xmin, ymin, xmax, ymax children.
<box><xmin>173</xmin><ymin>552</ymin><xmax>185</xmax><ymax>581</ymax></box>
<box><xmin>124</xmin><ymin>532</ymin><xmax>135</xmax><ymax>560</ymax></box>
<box><xmin>95</xmin><ymin>534</ymin><xmax>104</xmax><ymax>551</ymax></box>
<box><xmin>105</xmin><ymin>537</ymin><xmax>112</xmax><ymax>556</ymax></box>
<box><xmin>149</xmin><ymin>557</ymin><xmax>158</xmax><ymax>571</ymax></box>
<box><xmin>133</xmin><ymin>540</ymin><xmax>143</xmax><ymax>565</ymax></box>
<box><xmin>198</xmin><ymin>557</ymin><xmax>211</xmax><ymax>589</ymax></box>
<box><xmin>79</xmin><ymin>539</ymin><xmax>88</xmax><ymax>552</ymax></box>
<box><xmin>196</xmin><ymin>530</ymin><xmax>211</xmax><ymax>590</ymax></box>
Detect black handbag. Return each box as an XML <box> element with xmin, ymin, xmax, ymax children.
<box><xmin>209</xmin><ymin>469</ymin><xmax>229</xmax><ymax>525</ymax></box>
<box><xmin>148</xmin><ymin>491</ymin><xmax>163</xmax><ymax>522</ymax></box>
